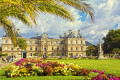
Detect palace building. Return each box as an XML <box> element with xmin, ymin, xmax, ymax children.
<box><xmin>2</xmin><ymin>29</ymin><xmax>86</xmax><ymax>58</ymax></box>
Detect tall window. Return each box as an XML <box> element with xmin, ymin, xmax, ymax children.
<box><xmin>5</xmin><ymin>40</ymin><xmax>8</xmax><ymax>44</ymax></box>
<box><xmin>71</xmin><ymin>41</ymin><xmax>72</xmax><ymax>44</ymax></box>
<box><xmin>81</xmin><ymin>41</ymin><xmax>82</xmax><ymax>44</ymax></box>
<box><xmin>51</xmin><ymin>53</ymin><xmax>54</xmax><ymax>56</ymax></box>
<box><xmin>71</xmin><ymin>47</ymin><xmax>73</xmax><ymax>50</ymax></box>
<box><xmin>81</xmin><ymin>47</ymin><xmax>83</xmax><ymax>51</ymax></box>
<box><xmin>5</xmin><ymin>47</ymin><xmax>7</xmax><ymax>50</ymax></box>
<box><xmin>51</xmin><ymin>41</ymin><xmax>53</xmax><ymax>44</ymax></box>
<box><xmin>44</xmin><ymin>48</ymin><xmax>46</xmax><ymax>51</ymax></box>
<box><xmin>52</xmin><ymin>47</ymin><xmax>54</xmax><ymax>50</ymax></box>
<box><xmin>62</xmin><ymin>47</ymin><xmax>64</xmax><ymax>51</ymax></box>
<box><xmin>76</xmin><ymin>47</ymin><xmax>78</xmax><ymax>51</ymax></box>
<box><xmin>35</xmin><ymin>47</ymin><xmax>37</xmax><ymax>51</ymax></box>
<box><xmin>30</xmin><ymin>53</ymin><xmax>32</xmax><ymax>56</ymax></box>
<box><xmin>57</xmin><ymin>47</ymin><xmax>59</xmax><ymax>51</ymax></box>
<box><xmin>76</xmin><ymin>41</ymin><xmax>78</xmax><ymax>44</ymax></box>
<box><xmin>30</xmin><ymin>41</ymin><xmax>32</xmax><ymax>44</ymax></box>
<box><xmin>61</xmin><ymin>41</ymin><xmax>62</xmax><ymax>44</ymax></box>
<box><xmin>56</xmin><ymin>41</ymin><xmax>58</xmax><ymax>44</ymax></box>
<box><xmin>11</xmin><ymin>47</ymin><xmax>13</xmax><ymax>51</ymax></box>
<box><xmin>62</xmin><ymin>53</ymin><xmax>64</xmax><ymax>56</ymax></box>
<box><xmin>30</xmin><ymin>47</ymin><xmax>32</xmax><ymax>50</ymax></box>
<box><xmin>76</xmin><ymin>53</ymin><xmax>78</xmax><ymax>56</ymax></box>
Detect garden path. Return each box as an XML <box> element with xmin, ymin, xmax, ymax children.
<box><xmin>0</xmin><ymin>59</ymin><xmax>20</xmax><ymax>70</ymax></box>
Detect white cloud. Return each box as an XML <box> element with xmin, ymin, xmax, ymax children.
<box><xmin>0</xmin><ymin>0</ymin><xmax>120</xmax><ymax>45</ymax></box>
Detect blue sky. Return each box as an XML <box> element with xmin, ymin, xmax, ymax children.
<box><xmin>0</xmin><ymin>0</ymin><xmax>120</xmax><ymax>46</ymax></box>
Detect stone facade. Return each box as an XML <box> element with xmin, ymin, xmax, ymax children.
<box><xmin>2</xmin><ymin>29</ymin><xmax>86</xmax><ymax>58</ymax></box>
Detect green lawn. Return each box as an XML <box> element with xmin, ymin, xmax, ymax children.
<box><xmin>0</xmin><ymin>59</ymin><xmax>120</xmax><ymax>80</ymax></box>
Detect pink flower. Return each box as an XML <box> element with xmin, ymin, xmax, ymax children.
<box><xmin>98</xmin><ymin>75</ymin><xmax>102</xmax><ymax>77</ymax></box>
<box><xmin>93</xmin><ymin>70</ymin><xmax>98</xmax><ymax>72</ymax></box>
<box><xmin>114</xmin><ymin>78</ymin><xmax>120</xmax><ymax>80</ymax></box>
<box><xmin>100</xmin><ymin>71</ymin><xmax>105</xmax><ymax>74</ymax></box>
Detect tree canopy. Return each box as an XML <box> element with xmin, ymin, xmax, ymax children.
<box><xmin>103</xmin><ymin>29</ymin><xmax>120</xmax><ymax>53</ymax></box>
<box><xmin>16</xmin><ymin>38</ymin><xmax>27</xmax><ymax>50</ymax></box>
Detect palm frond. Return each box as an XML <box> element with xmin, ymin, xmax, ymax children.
<box><xmin>37</xmin><ymin>1</ymin><xmax>74</xmax><ymax>21</ymax></box>
<box><xmin>0</xmin><ymin>18</ymin><xmax>17</xmax><ymax>46</ymax></box>
<box><xmin>0</xmin><ymin>4</ymin><xmax>32</xmax><ymax>27</ymax></box>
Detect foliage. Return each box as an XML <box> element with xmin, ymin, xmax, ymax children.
<box><xmin>33</xmin><ymin>53</ymin><xmax>38</xmax><ymax>56</ymax></box>
<box><xmin>39</xmin><ymin>53</ymin><xmax>43</xmax><ymax>57</ymax></box>
<box><xmin>0</xmin><ymin>53</ymin><xmax>8</xmax><ymax>57</ymax></box>
<box><xmin>5</xmin><ymin>58</ymin><xmax>94</xmax><ymax>78</ymax></box>
<box><xmin>56</xmin><ymin>53</ymin><xmax>60</xmax><ymax>56</ymax></box>
<box><xmin>103</xmin><ymin>29</ymin><xmax>120</xmax><ymax>54</ymax></box>
<box><xmin>16</xmin><ymin>38</ymin><xmax>27</xmax><ymax>50</ymax></box>
<box><xmin>112</xmin><ymin>48</ymin><xmax>120</xmax><ymax>56</ymax></box>
<box><xmin>86</xmin><ymin>45</ymin><xmax>98</xmax><ymax>56</ymax></box>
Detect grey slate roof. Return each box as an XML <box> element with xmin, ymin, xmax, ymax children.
<box><xmin>31</xmin><ymin>32</ymin><xmax>54</xmax><ymax>39</ymax></box>
<box><xmin>85</xmin><ymin>41</ymin><xmax>94</xmax><ymax>46</ymax></box>
<box><xmin>60</xmin><ymin>31</ymin><xmax>83</xmax><ymax>39</ymax></box>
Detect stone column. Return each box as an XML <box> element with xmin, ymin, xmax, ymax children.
<box><xmin>98</xmin><ymin>39</ymin><xmax>105</xmax><ymax>59</ymax></box>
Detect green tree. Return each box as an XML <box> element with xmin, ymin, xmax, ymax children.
<box><xmin>0</xmin><ymin>0</ymin><xmax>94</xmax><ymax>45</ymax></box>
<box><xmin>112</xmin><ymin>48</ymin><xmax>120</xmax><ymax>56</ymax></box>
<box><xmin>103</xmin><ymin>29</ymin><xmax>120</xmax><ymax>54</ymax></box>
<box><xmin>56</xmin><ymin>53</ymin><xmax>60</xmax><ymax>56</ymax></box>
<box><xmin>87</xmin><ymin>45</ymin><xmax>95</xmax><ymax>56</ymax></box>
<box><xmin>16</xmin><ymin>38</ymin><xmax>27</xmax><ymax>50</ymax></box>
<box><xmin>33</xmin><ymin>53</ymin><xmax>38</xmax><ymax>56</ymax></box>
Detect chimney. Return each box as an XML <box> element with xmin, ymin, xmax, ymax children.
<box><xmin>36</xmin><ymin>33</ymin><xmax>38</xmax><ymax>37</ymax></box>
<box><xmin>59</xmin><ymin>35</ymin><xmax>62</xmax><ymax>38</ymax></box>
<box><xmin>78</xmin><ymin>30</ymin><xmax>80</xmax><ymax>33</ymax></box>
<box><xmin>64</xmin><ymin>33</ymin><xmax>66</xmax><ymax>37</ymax></box>
<box><xmin>17</xmin><ymin>29</ymin><xmax>20</xmax><ymax>34</ymax></box>
<box><xmin>69</xmin><ymin>30</ymin><xmax>72</xmax><ymax>34</ymax></box>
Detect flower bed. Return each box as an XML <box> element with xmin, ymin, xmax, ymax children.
<box><xmin>5</xmin><ymin>58</ymin><xmax>120</xmax><ymax>80</ymax></box>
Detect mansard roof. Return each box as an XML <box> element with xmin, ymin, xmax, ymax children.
<box><xmin>60</xmin><ymin>31</ymin><xmax>83</xmax><ymax>39</ymax></box>
<box><xmin>31</xmin><ymin>32</ymin><xmax>54</xmax><ymax>39</ymax></box>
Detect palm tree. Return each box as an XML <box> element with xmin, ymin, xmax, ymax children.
<box><xmin>0</xmin><ymin>0</ymin><xmax>94</xmax><ymax>45</ymax></box>
<box><xmin>0</xmin><ymin>2</ymin><xmax>31</xmax><ymax>46</ymax></box>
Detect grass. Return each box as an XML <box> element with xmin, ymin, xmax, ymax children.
<box><xmin>0</xmin><ymin>59</ymin><xmax>120</xmax><ymax>80</ymax></box>
<box><xmin>48</xmin><ymin>59</ymin><xmax>120</xmax><ymax>76</ymax></box>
